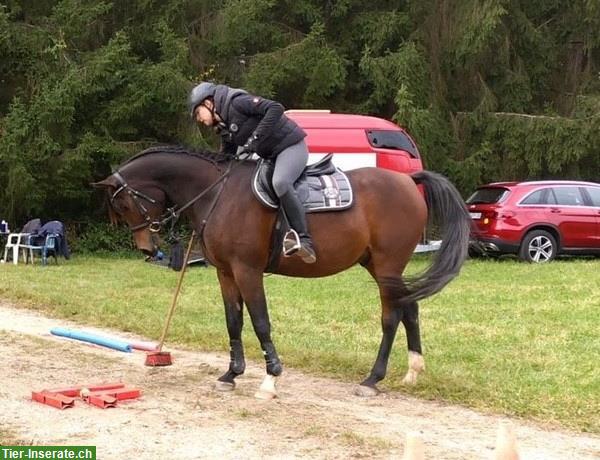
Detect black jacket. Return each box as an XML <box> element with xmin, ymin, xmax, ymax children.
<box><xmin>212</xmin><ymin>85</ymin><xmax>306</xmax><ymax>159</ymax></box>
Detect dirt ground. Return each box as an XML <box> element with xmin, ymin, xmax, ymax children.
<box><xmin>0</xmin><ymin>301</ymin><xmax>599</xmax><ymax>460</ymax></box>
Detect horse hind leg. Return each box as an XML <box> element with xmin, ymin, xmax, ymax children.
<box><xmin>356</xmin><ymin>276</ymin><xmax>403</xmax><ymax>396</ymax></box>
<box><xmin>380</xmin><ymin>277</ymin><xmax>425</xmax><ymax>385</ymax></box>
<box><xmin>356</xmin><ymin>276</ymin><xmax>424</xmax><ymax>396</ymax></box>
<box><xmin>400</xmin><ymin>299</ymin><xmax>425</xmax><ymax>385</ymax></box>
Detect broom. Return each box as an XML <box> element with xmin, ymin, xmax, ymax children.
<box><xmin>145</xmin><ymin>231</ymin><xmax>197</xmax><ymax>366</ymax></box>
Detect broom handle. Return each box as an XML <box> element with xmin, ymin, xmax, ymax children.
<box><xmin>157</xmin><ymin>230</ymin><xmax>197</xmax><ymax>352</ymax></box>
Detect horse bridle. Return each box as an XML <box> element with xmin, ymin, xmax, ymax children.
<box><xmin>110</xmin><ymin>154</ymin><xmax>247</xmax><ymax>240</ymax></box>
<box><xmin>110</xmin><ymin>171</ymin><xmax>163</xmax><ymax>232</ymax></box>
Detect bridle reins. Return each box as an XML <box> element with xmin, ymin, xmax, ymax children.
<box><xmin>110</xmin><ymin>154</ymin><xmax>247</xmax><ymax>242</ymax></box>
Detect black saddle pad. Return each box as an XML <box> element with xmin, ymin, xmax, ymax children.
<box><xmin>252</xmin><ymin>154</ymin><xmax>353</xmax><ymax>212</ymax></box>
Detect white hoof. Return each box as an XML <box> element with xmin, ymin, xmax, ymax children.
<box><xmin>215</xmin><ymin>381</ymin><xmax>235</xmax><ymax>392</ymax></box>
<box><xmin>254</xmin><ymin>389</ymin><xmax>277</xmax><ymax>400</ymax></box>
<box><xmin>254</xmin><ymin>374</ymin><xmax>278</xmax><ymax>400</ymax></box>
<box><xmin>402</xmin><ymin>351</ymin><xmax>425</xmax><ymax>385</ymax></box>
<box><xmin>354</xmin><ymin>385</ymin><xmax>379</xmax><ymax>397</ymax></box>
<box><xmin>402</xmin><ymin>369</ymin><xmax>419</xmax><ymax>385</ymax></box>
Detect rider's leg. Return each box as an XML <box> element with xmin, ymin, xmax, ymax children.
<box><xmin>272</xmin><ymin>140</ymin><xmax>316</xmax><ymax>264</ymax></box>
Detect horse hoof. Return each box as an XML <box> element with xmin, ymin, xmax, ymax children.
<box><xmin>354</xmin><ymin>384</ymin><xmax>379</xmax><ymax>397</ymax></box>
<box><xmin>215</xmin><ymin>381</ymin><xmax>235</xmax><ymax>392</ymax></box>
<box><xmin>254</xmin><ymin>389</ymin><xmax>277</xmax><ymax>400</ymax></box>
<box><xmin>402</xmin><ymin>369</ymin><xmax>419</xmax><ymax>385</ymax></box>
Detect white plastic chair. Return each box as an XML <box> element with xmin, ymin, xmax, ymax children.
<box><xmin>2</xmin><ymin>233</ymin><xmax>31</xmax><ymax>265</ymax></box>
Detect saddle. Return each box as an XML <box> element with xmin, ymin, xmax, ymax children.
<box><xmin>251</xmin><ymin>154</ymin><xmax>354</xmax><ymax>272</ymax></box>
<box><xmin>252</xmin><ymin>154</ymin><xmax>353</xmax><ymax>212</ymax></box>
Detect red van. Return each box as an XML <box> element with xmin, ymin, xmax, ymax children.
<box><xmin>286</xmin><ymin>110</ymin><xmax>423</xmax><ymax>174</ymax></box>
<box><xmin>287</xmin><ymin>110</ymin><xmax>437</xmax><ymax>252</ymax></box>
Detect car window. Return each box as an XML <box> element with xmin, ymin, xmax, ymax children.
<box><xmin>551</xmin><ymin>187</ymin><xmax>585</xmax><ymax>206</ymax></box>
<box><xmin>366</xmin><ymin>130</ymin><xmax>420</xmax><ymax>158</ymax></box>
<box><xmin>521</xmin><ymin>189</ymin><xmax>545</xmax><ymax>204</ymax></box>
<box><xmin>522</xmin><ymin>188</ymin><xmax>559</xmax><ymax>205</ymax></box>
<box><xmin>585</xmin><ymin>186</ymin><xmax>600</xmax><ymax>207</ymax></box>
<box><xmin>466</xmin><ymin>187</ymin><xmax>509</xmax><ymax>204</ymax></box>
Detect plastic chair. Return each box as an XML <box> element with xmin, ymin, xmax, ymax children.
<box><xmin>2</xmin><ymin>232</ymin><xmax>32</xmax><ymax>265</ymax></box>
<box><xmin>20</xmin><ymin>233</ymin><xmax>59</xmax><ymax>265</ymax></box>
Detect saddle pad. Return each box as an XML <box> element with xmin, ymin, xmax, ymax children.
<box><xmin>252</xmin><ymin>159</ymin><xmax>353</xmax><ymax>213</ymax></box>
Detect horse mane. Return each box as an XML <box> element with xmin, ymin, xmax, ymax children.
<box><xmin>118</xmin><ymin>144</ymin><xmax>233</xmax><ymax>169</ymax></box>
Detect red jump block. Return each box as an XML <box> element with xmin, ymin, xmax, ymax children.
<box><xmin>32</xmin><ymin>383</ymin><xmax>140</xmax><ymax>409</ymax></box>
<box><xmin>31</xmin><ymin>391</ymin><xmax>75</xmax><ymax>410</ymax></box>
<box><xmin>91</xmin><ymin>387</ymin><xmax>142</xmax><ymax>401</ymax></box>
<box><xmin>82</xmin><ymin>393</ymin><xmax>118</xmax><ymax>409</ymax></box>
<box><xmin>79</xmin><ymin>386</ymin><xmax>142</xmax><ymax>409</ymax></box>
<box><xmin>44</xmin><ymin>383</ymin><xmax>126</xmax><ymax>398</ymax></box>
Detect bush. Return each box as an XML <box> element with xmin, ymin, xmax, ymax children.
<box><xmin>70</xmin><ymin>222</ymin><xmax>136</xmax><ymax>254</ymax></box>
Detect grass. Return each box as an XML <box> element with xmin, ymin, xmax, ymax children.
<box><xmin>1</xmin><ymin>254</ymin><xmax>599</xmax><ymax>433</ymax></box>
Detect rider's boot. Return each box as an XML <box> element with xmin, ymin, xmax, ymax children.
<box><xmin>279</xmin><ymin>191</ymin><xmax>317</xmax><ymax>264</ymax></box>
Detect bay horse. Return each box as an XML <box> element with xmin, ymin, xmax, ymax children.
<box><xmin>94</xmin><ymin>145</ymin><xmax>470</xmax><ymax>399</ymax></box>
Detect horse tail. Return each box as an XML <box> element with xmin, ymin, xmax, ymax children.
<box><xmin>403</xmin><ymin>170</ymin><xmax>471</xmax><ymax>302</ymax></box>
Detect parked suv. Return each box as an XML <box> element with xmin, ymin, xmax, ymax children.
<box><xmin>467</xmin><ymin>180</ymin><xmax>600</xmax><ymax>262</ymax></box>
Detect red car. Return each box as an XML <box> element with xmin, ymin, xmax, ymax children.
<box><xmin>467</xmin><ymin>180</ymin><xmax>600</xmax><ymax>262</ymax></box>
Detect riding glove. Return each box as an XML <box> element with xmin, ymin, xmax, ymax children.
<box><xmin>243</xmin><ymin>133</ymin><xmax>259</xmax><ymax>152</ymax></box>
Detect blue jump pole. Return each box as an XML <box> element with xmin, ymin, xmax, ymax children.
<box><xmin>50</xmin><ymin>327</ymin><xmax>132</xmax><ymax>353</ymax></box>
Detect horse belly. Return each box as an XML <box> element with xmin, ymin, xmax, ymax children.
<box><xmin>275</xmin><ymin>208</ymin><xmax>370</xmax><ymax>278</ymax></box>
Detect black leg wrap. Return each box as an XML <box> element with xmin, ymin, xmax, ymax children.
<box><xmin>218</xmin><ymin>339</ymin><xmax>245</xmax><ymax>384</ymax></box>
<box><xmin>262</xmin><ymin>342</ymin><xmax>283</xmax><ymax>376</ymax></box>
<box><xmin>228</xmin><ymin>339</ymin><xmax>246</xmax><ymax>375</ymax></box>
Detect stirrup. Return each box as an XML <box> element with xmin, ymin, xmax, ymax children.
<box><xmin>283</xmin><ymin>230</ymin><xmax>301</xmax><ymax>256</ymax></box>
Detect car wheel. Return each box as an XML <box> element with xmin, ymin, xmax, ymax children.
<box><xmin>468</xmin><ymin>245</ymin><xmax>483</xmax><ymax>258</ymax></box>
<box><xmin>519</xmin><ymin>230</ymin><xmax>557</xmax><ymax>263</ymax></box>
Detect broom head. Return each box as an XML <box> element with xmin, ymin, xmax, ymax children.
<box><xmin>144</xmin><ymin>351</ymin><xmax>173</xmax><ymax>367</ymax></box>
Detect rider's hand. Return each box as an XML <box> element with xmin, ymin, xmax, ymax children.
<box><xmin>242</xmin><ymin>133</ymin><xmax>259</xmax><ymax>152</ymax></box>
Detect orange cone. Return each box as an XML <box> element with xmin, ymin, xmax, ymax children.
<box><xmin>494</xmin><ymin>422</ymin><xmax>520</xmax><ymax>460</ymax></box>
<box><xmin>403</xmin><ymin>431</ymin><xmax>425</xmax><ymax>460</ymax></box>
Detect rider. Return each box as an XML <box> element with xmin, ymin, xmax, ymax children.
<box><xmin>188</xmin><ymin>82</ymin><xmax>316</xmax><ymax>264</ymax></box>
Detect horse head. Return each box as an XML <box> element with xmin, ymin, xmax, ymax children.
<box><xmin>93</xmin><ymin>165</ymin><xmax>169</xmax><ymax>256</ymax></box>
<box><xmin>93</xmin><ymin>145</ymin><xmax>236</xmax><ymax>256</ymax></box>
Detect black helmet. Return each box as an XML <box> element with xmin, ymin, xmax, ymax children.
<box><xmin>188</xmin><ymin>82</ymin><xmax>217</xmax><ymax>118</ymax></box>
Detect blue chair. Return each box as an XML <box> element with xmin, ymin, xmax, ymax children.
<box><xmin>20</xmin><ymin>233</ymin><xmax>60</xmax><ymax>265</ymax></box>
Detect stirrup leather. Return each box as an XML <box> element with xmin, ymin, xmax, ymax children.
<box><xmin>282</xmin><ymin>229</ymin><xmax>301</xmax><ymax>257</ymax></box>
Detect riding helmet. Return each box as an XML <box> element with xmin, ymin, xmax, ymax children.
<box><xmin>188</xmin><ymin>82</ymin><xmax>217</xmax><ymax>118</ymax></box>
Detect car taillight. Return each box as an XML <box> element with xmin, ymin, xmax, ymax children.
<box><xmin>482</xmin><ymin>210</ymin><xmax>497</xmax><ymax>224</ymax></box>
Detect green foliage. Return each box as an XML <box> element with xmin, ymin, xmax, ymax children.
<box><xmin>70</xmin><ymin>222</ymin><xmax>136</xmax><ymax>253</ymax></box>
<box><xmin>245</xmin><ymin>23</ymin><xmax>346</xmax><ymax>106</ymax></box>
<box><xmin>456</xmin><ymin>113</ymin><xmax>600</xmax><ymax>186</ymax></box>
<box><xmin>0</xmin><ymin>0</ymin><xmax>599</xmax><ymax>233</ymax></box>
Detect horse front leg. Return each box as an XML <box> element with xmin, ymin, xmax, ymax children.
<box><xmin>233</xmin><ymin>266</ymin><xmax>282</xmax><ymax>400</ymax></box>
<box><xmin>215</xmin><ymin>269</ymin><xmax>246</xmax><ymax>391</ymax></box>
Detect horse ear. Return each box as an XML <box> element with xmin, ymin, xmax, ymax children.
<box><xmin>91</xmin><ymin>177</ymin><xmax>116</xmax><ymax>189</ymax></box>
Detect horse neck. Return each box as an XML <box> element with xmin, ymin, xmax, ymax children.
<box><xmin>123</xmin><ymin>153</ymin><xmax>223</xmax><ymax>204</ymax></box>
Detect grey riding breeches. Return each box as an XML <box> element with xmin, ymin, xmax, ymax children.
<box><xmin>271</xmin><ymin>140</ymin><xmax>309</xmax><ymax>197</ymax></box>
